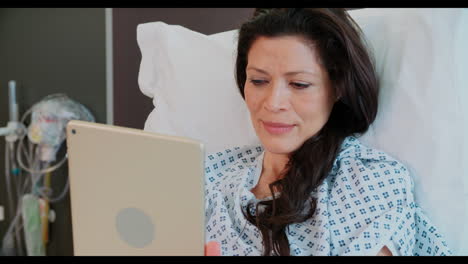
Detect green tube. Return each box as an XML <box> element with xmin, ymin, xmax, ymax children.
<box><xmin>21</xmin><ymin>194</ymin><xmax>45</xmax><ymax>256</ymax></box>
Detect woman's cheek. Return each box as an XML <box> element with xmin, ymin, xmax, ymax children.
<box><xmin>245</xmin><ymin>86</ymin><xmax>260</xmax><ymax>114</ymax></box>
<box><xmin>245</xmin><ymin>87</ymin><xmax>257</xmax><ymax>116</ymax></box>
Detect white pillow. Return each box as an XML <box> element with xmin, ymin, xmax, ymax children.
<box><xmin>137</xmin><ymin>8</ymin><xmax>468</xmax><ymax>254</ymax></box>
<box><xmin>137</xmin><ymin>23</ymin><xmax>259</xmax><ymax>154</ymax></box>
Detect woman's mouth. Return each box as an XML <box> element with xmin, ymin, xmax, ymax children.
<box><xmin>261</xmin><ymin>121</ymin><xmax>296</xmax><ymax>135</ymax></box>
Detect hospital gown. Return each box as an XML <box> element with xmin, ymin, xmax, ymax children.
<box><xmin>204</xmin><ymin>136</ymin><xmax>453</xmax><ymax>256</ymax></box>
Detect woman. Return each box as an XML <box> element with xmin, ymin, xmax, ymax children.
<box><xmin>204</xmin><ymin>8</ymin><xmax>452</xmax><ymax>256</ymax></box>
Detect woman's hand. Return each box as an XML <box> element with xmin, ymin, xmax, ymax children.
<box><xmin>377</xmin><ymin>246</ymin><xmax>393</xmax><ymax>256</ymax></box>
<box><xmin>204</xmin><ymin>241</ymin><xmax>221</xmax><ymax>256</ymax></box>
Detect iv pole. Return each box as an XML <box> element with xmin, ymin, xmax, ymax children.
<box><xmin>1</xmin><ymin>80</ymin><xmax>26</xmax><ymax>256</ymax></box>
<box><xmin>0</xmin><ymin>81</ymin><xmax>21</xmax><ymax>137</ymax></box>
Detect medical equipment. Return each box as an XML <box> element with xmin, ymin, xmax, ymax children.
<box><xmin>21</xmin><ymin>194</ymin><xmax>45</xmax><ymax>256</ymax></box>
<box><xmin>1</xmin><ymin>80</ymin><xmax>27</xmax><ymax>256</ymax></box>
<box><xmin>1</xmin><ymin>82</ymin><xmax>95</xmax><ymax>256</ymax></box>
<box><xmin>0</xmin><ymin>81</ymin><xmax>21</xmax><ymax>137</ymax></box>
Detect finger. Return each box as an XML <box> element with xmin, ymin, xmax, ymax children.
<box><xmin>205</xmin><ymin>241</ymin><xmax>221</xmax><ymax>256</ymax></box>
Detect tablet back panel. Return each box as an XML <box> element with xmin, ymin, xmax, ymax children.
<box><xmin>66</xmin><ymin>120</ymin><xmax>205</xmax><ymax>256</ymax></box>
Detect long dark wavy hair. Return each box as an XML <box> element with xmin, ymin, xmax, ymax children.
<box><xmin>235</xmin><ymin>8</ymin><xmax>379</xmax><ymax>256</ymax></box>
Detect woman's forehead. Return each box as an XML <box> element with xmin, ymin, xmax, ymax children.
<box><xmin>247</xmin><ymin>36</ymin><xmax>324</xmax><ymax>76</ymax></box>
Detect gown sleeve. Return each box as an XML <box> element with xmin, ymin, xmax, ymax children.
<box><xmin>327</xmin><ymin>147</ymin><xmax>453</xmax><ymax>256</ymax></box>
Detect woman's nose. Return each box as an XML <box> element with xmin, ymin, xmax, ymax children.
<box><xmin>264</xmin><ymin>81</ymin><xmax>288</xmax><ymax>112</ymax></box>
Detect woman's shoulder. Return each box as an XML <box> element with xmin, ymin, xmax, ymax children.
<box><xmin>329</xmin><ymin>136</ymin><xmax>415</xmax><ymax>201</ymax></box>
<box><xmin>336</xmin><ymin>136</ymin><xmax>407</xmax><ymax>168</ymax></box>
<box><xmin>204</xmin><ymin>144</ymin><xmax>264</xmax><ymax>185</ymax></box>
<box><xmin>205</xmin><ymin>145</ymin><xmax>264</xmax><ymax>168</ymax></box>
<box><xmin>335</xmin><ymin>136</ymin><xmax>412</xmax><ymax>178</ymax></box>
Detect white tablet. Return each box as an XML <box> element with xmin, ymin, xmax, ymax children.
<box><xmin>66</xmin><ymin>120</ymin><xmax>205</xmax><ymax>256</ymax></box>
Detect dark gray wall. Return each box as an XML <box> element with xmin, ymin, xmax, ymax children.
<box><xmin>0</xmin><ymin>8</ymin><xmax>107</xmax><ymax>256</ymax></box>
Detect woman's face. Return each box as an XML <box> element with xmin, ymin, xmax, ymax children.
<box><xmin>244</xmin><ymin>36</ymin><xmax>336</xmax><ymax>154</ymax></box>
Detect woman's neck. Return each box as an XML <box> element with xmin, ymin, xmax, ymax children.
<box><xmin>262</xmin><ymin>150</ymin><xmax>290</xmax><ymax>182</ymax></box>
<box><xmin>250</xmin><ymin>150</ymin><xmax>290</xmax><ymax>199</ymax></box>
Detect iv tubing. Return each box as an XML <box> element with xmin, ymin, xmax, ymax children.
<box><xmin>2</xmin><ymin>98</ymin><xmax>75</xmax><ymax>255</ymax></box>
<box><xmin>15</xmin><ymin>107</ymin><xmax>68</xmax><ymax>175</ymax></box>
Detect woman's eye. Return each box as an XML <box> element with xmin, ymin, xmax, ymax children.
<box><xmin>291</xmin><ymin>82</ymin><xmax>310</xmax><ymax>89</ymax></box>
<box><xmin>249</xmin><ymin>79</ymin><xmax>268</xmax><ymax>86</ymax></box>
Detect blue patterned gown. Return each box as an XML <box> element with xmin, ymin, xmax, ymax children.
<box><xmin>204</xmin><ymin>136</ymin><xmax>453</xmax><ymax>256</ymax></box>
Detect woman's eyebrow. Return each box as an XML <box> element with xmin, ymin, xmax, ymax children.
<box><xmin>284</xmin><ymin>70</ymin><xmax>318</xmax><ymax>77</ymax></box>
<box><xmin>246</xmin><ymin>67</ymin><xmax>269</xmax><ymax>75</ymax></box>
<box><xmin>246</xmin><ymin>67</ymin><xmax>318</xmax><ymax>77</ymax></box>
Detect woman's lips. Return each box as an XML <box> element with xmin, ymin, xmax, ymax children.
<box><xmin>261</xmin><ymin>121</ymin><xmax>296</xmax><ymax>135</ymax></box>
